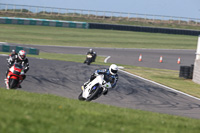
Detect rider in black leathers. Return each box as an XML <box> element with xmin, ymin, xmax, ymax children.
<box><xmin>84</xmin><ymin>49</ymin><xmax>97</xmax><ymax>63</ymax></box>
<box><xmin>6</xmin><ymin>50</ymin><xmax>29</xmax><ymax>88</ymax></box>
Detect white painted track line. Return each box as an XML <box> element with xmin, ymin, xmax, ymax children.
<box><xmin>119</xmin><ymin>69</ymin><xmax>200</xmax><ymax>101</ymax></box>
<box><xmin>104</xmin><ymin>56</ymin><xmax>111</xmax><ymax>63</ymax></box>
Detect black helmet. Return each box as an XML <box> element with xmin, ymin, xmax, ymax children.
<box><xmin>89</xmin><ymin>49</ymin><xmax>93</xmax><ymax>53</ymax></box>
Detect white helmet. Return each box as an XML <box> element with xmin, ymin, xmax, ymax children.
<box><xmin>18</xmin><ymin>50</ymin><xmax>26</xmax><ymax>60</ymax></box>
<box><xmin>109</xmin><ymin>64</ymin><xmax>118</xmax><ymax>75</ymax></box>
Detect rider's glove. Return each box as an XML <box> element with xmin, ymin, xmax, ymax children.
<box><xmin>102</xmin><ymin>80</ymin><xmax>106</xmax><ymax>85</ymax></box>
<box><xmin>94</xmin><ymin>72</ymin><xmax>99</xmax><ymax>76</ymax></box>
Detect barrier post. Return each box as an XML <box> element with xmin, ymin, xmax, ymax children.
<box><xmin>193</xmin><ymin>35</ymin><xmax>200</xmax><ymax>84</ymax></box>
<box><xmin>196</xmin><ymin>35</ymin><xmax>200</xmax><ymax>60</ymax></box>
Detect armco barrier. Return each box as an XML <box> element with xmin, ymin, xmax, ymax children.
<box><xmin>89</xmin><ymin>23</ymin><xmax>200</xmax><ymax>36</ymax></box>
<box><xmin>16</xmin><ymin>46</ymin><xmax>23</xmax><ymax>53</ymax></box>
<box><xmin>0</xmin><ymin>43</ymin><xmax>39</xmax><ymax>55</ymax></box>
<box><xmin>0</xmin><ymin>17</ymin><xmax>89</xmax><ymax>29</ymax></box>
<box><xmin>2</xmin><ymin>44</ymin><xmax>10</xmax><ymax>52</ymax></box>
<box><xmin>1</xmin><ymin>17</ymin><xmax>199</xmax><ymax>36</ymax></box>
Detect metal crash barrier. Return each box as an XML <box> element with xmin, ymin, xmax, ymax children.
<box><xmin>0</xmin><ymin>43</ymin><xmax>39</xmax><ymax>55</ymax></box>
<box><xmin>0</xmin><ymin>17</ymin><xmax>88</xmax><ymax>29</ymax></box>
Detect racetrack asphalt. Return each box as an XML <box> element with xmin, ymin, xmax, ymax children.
<box><xmin>1</xmin><ymin>55</ymin><xmax>200</xmax><ymax>119</ymax></box>
<box><xmin>6</xmin><ymin>43</ymin><xmax>196</xmax><ymax>70</ymax></box>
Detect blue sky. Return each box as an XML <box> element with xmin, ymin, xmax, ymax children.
<box><xmin>1</xmin><ymin>0</ymin><xmax>200</xmax><ymax>18</ymax></box>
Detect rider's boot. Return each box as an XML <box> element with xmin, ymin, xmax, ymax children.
<box><xmin>5</xmin><ymin>78</ymin><xmax>9</xmax><ymax>89</ymax></box>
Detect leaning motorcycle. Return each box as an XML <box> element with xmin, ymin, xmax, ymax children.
<box><xmin>78</xmin><ymin>74</ymin><xmax>112</xmax><ymax>101</ymax></box>
<box><xmin>85</xmin><ymin>54</ymin><xmax>93</xmax><ymax>65</ymax></box>
<box><xmin>5</xmin><ymin>63</ymin><xmax>24</xmax><ymax>89</ymax></box>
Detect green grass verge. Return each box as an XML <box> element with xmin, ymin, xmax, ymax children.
<box><xmin>28</xmin><ymin>52</ymin><xmax>106</xmax><ymax>65</ymax></box>
<box><xmin>0</xmin><ymin>52</ymin><xmax>106</xmax><ymax>65</ymax></box>
<box><xmin>0</xmin><ymin>24</ymin><xmax>198</xmax><ymax>49</ymax></box>
<box><xmin>0</xmin><ymin>88</ymin><xmax>200</xmax><ymax>133</ymax></box>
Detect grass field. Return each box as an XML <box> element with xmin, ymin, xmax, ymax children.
<box><xmin>0</xmin><ymin>24</ymin><xmax>198</xmax><ymax>49</ymax></box>
<box><xmin>0</xmin><ymin>88</ymin><xmax>200</xmax><ymax>133</ymax></box>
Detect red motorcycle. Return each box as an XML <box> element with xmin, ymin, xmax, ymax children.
<box><xmin>5</xmin><ymin>63</ymin><xmax>25</xmax><ymax>89</ymax></box>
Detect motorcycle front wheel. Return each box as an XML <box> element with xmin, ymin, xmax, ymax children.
<box><xmin>87</xmin><ymin>60</ymin><xmax>91</xmax><ymax>65</ymax></box>
<box><xmin>78</xmin><ymin>92</ymin><xmax>85</xmax><ymax>101</ymax></box>
<box><xmin>86</xmin><ymin>86</ymin><xmax>103</xmax><ymax>101</ymax></box>
<box><xmin>9</xmin><ymin>79</ymin><xmax>18</xmax><ymax>89</ymax></box>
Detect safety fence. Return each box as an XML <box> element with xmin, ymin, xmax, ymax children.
<box><xmin>0</xmin><ymin>17</ymin><xmax>88</xmax><ymax>28</ymax></box>
<box><xmin>1</xmin><ymin>17</ymin><xmax>200</xmax><ymax>36</ymax></box>
<box><xmin>0</xmin><ymin>43</ymin><xmax>39</xmax><ymax>55</ymax></box>
<box><xmin>0</xmin><ymin>3</ymin><xmax>200</xmax><ymax>25</ymax></box>
<box><xmin>89</xmin><ymin>23</ymin><xmax>200</xmax><ymax>36</ymax></box>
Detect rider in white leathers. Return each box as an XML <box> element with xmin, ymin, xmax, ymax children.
<box><xmin>84</xmin><ymin>64</ymin><xmax>119</xmax><ymax>95</ymax></box>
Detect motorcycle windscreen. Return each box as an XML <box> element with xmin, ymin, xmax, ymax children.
<box><xmin>13</xmin><ymin>71</ymin><xmax>21</xmax><ymax>75</ymax></box>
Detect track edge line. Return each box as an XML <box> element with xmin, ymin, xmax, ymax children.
<box><xmin>119</xmin><ymin>69</ymin><xmax>200</xmax><ymax>101</ymax></box>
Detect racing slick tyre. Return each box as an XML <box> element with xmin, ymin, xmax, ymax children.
<box><xmin>9</xmin><ymin>79</ymin><xmax>18</xmax><ymax>89</ymax></box>
<box><xmin>87</xmin><ymin>62</ymin><xmax>91</xmax><ymax>65</ymax></box>
<box><xmin>78</xmin><ymin>92</ymin><xmax>85</xmax><ymax>101</ymax></box>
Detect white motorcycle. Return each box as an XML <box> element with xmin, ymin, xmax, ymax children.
<box><xmin>78</xmin><ymin>74</ymin><xmax>112</xmax><ymax>101</ymax></box>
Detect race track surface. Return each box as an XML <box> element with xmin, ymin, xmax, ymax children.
<box><xmin>1</xmin><ymin>55</ymin><xmax>200</xmax><ymax>119</ymax></box>
<box><xmin>7</xmin><ymin>43</ymin><xmax>196</xmax><ymax>70</ymax></box>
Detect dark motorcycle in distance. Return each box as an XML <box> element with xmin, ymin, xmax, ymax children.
<box><xmin>84</xmin><ymin>52</ymin><xmax>97</xmax><ymax>65</ymax></box>
<box><xmin>5</xmin><ymin>63</ymin><xmax>24</xmax><ymax>89</ymax></box>
<box><xmin>84</xmin><ymin>54</ymin><xmax>93</xmax><ymax>65</ymax></box>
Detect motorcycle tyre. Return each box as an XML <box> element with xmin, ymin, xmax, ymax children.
<box><xmin>87</xmin><ymin>61</ymin><xmax>91</xmax><ymax>65</ymax></box>
<box><xmin>78</xmin><ymin>92</ymin><xmax>85</xmax><ymax>101</ymax></box>
<box><xmin>9</xmin><ymin>79</ymin><xmax>18</xmax><ymax>89</ymax></box>
<box><xmin>86</xmin><ymin>58</ymin><xmax>92</xmax><ymax>65</ymax></box>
